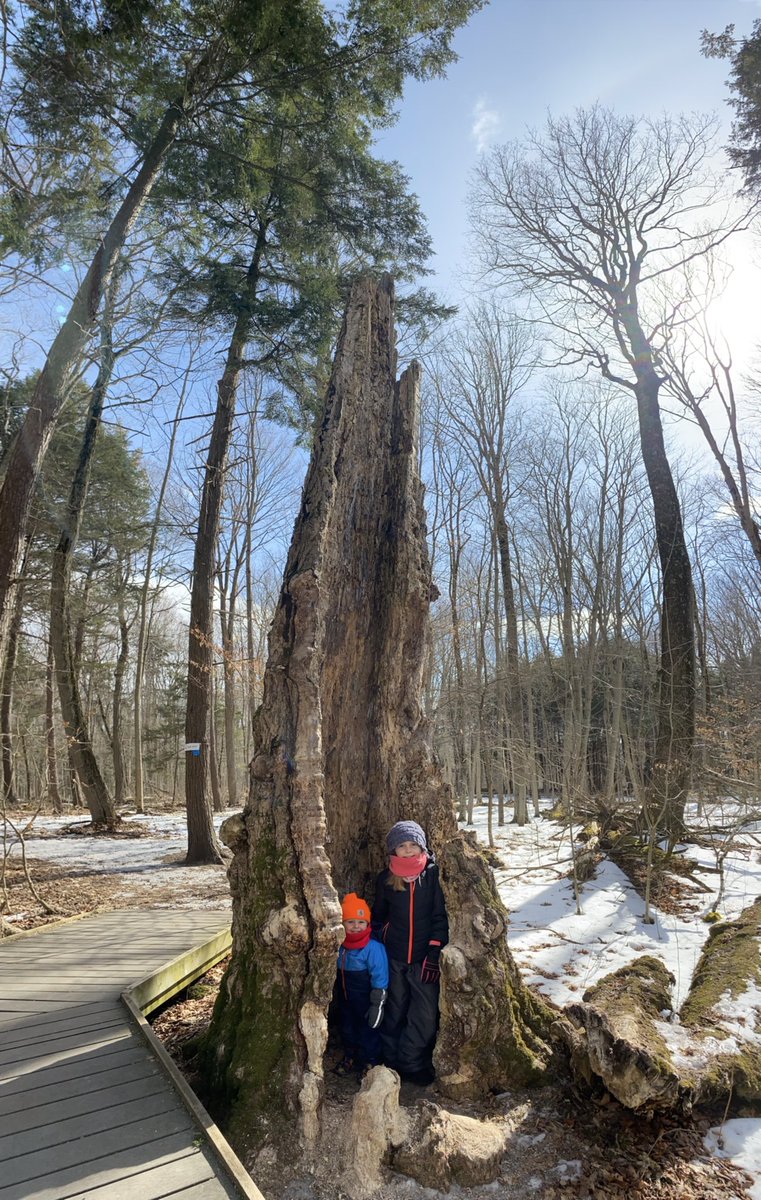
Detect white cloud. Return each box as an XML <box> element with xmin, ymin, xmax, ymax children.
<box><xmin>470</xmin><ymin>98</ymin><xmax>501</xmax><ymax>154</ymax></box>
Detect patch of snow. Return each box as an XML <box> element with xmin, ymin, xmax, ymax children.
<box><xmin>552</xmin><ymin>1159</ymin><xmax>581</xmax><ymax>1180</ymax></box>
<box><xmin>655</xmin><ymin>1015</ymin><xmax>740</xmax><ymax>1074</ymax></box>
<box><xmin>705</xmin><ymin>1119</ymin><xmax>761</xmax><ymax>1198</ymax></box>
<box><xmin>5</xmin><ymin>809</ymin><xmax>236</xmax><ymax>921</ymax></box>
<box><xmin>462</xmin><ymin>802</ymin><xmax>761</xmax><ymax>1010</ymax></box>
<box><xmin>713</xmin><ymin>980</ymin><xmax>761</xmax><ymax>1044</ymax></box>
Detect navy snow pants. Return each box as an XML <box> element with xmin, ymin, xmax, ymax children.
<box><xmin>339</xmin><ymin>969</ymin><xmax>382</xmax><ymax>1067</ymax></box>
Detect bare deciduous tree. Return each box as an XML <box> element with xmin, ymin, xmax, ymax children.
<box><xmin>432</xmin><ymin>305</ymin><xmax>538</xmax><ymax>824</ymax></box>
<box><xmin>470</xmin><ymin>107</ymin><xmax>753</xmax><ymax>838</ymax></box>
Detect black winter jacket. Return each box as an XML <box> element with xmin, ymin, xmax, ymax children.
<box><xmin>371</xmin><ymin>859</ymin><xmax>448</xmax><ymax>965</ymax></box>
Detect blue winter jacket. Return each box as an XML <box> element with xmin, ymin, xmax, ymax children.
<box><xmin>337</xmin><ymin>938</ymin><xmax>389</xmax><ymax>990</ymax></box>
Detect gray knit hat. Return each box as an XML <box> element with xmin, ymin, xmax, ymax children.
<box><xmin>386</xmin><ymin>820</ymin><xmax>427</xmax><ymax>854</ymax></box>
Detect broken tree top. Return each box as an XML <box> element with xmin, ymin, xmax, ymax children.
<box><xmin>249</xmin><ymin>273</ymin><xmax>440</xmax><ymax>892</ymax></box>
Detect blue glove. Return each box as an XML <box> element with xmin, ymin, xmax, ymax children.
<box><xmin>420</xmin><ymin>944</ymin><xmax>441</xmax><ymax>985</ymax></box>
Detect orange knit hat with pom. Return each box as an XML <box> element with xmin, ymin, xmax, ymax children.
<box><xmin>341</xmin><ymin>893</ymin><xmax>371</xmax><ymax>922</ymax></box>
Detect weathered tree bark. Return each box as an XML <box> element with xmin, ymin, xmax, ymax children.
<box><xmin>555</xmin><ymin>955</ymin><xmax>682</xmax><ymax>1111</ymax></box>
<box><xmin>203</xmin><ymin>276</ymin><xmax>552</xmax><ymax>1156</ymax></box>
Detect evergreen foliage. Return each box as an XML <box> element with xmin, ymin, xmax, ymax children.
<box><xmin>702</xmin><ymin>20</ymin><xmax>761</xmax><ymax>194</ymax></box>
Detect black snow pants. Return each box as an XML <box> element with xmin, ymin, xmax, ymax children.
<box><xmin>380</xmin><ymin>959</ymin><xmax>439</xmax><ymax>1074</ymax></box>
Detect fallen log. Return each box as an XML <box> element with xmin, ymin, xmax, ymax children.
<box><xmin>555</xmin><ymin>955</ymin><xmax>682</xmax><ymax>1111</ymax></box>
<box><xmin>679</xmin><ymin>897</ymin><xmax>761</xmax><ymax>1104</ymax></box>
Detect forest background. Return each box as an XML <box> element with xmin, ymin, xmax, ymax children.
<box><xmin>2</xmin><ymin>0</ymin><xmax>761</xmax><ymax>871</ymax></box>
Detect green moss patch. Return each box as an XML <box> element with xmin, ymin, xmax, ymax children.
<box><xmin>680</xmin><ymin>897</ymin><xmax>761</xmax><ymax>1029</ymax></box>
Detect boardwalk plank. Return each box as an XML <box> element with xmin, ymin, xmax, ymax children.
<box><xmin>0</xmin><ymin>1000</ymin><xmax>118</xmax><ymax>1037</ymax></box>
<box><xmin>0</xmin><ymin>1042</ymin><xmax>149</xmax><ymax>1098</ymax></box>
<box><xmin>0</xmin><ymin>1089</ymin><xmax>181</xmax><ymax>1159</ymax></box>
<box><xmin>0</xmin><ymin>1132</ymin><xmax>198</xmax><ymax>1200</ymax></box>
<box><xmin>0</xmin><ymin>1025</ymin><xmax>132</xmax><ymax>1075</ymax></box>
<box><xmin>0</xmin><ymin>910</ymin><xmax>240</xmax><ymax>1200</ymax></box>
<box><xmin>0</xmin><ymin>1013</ymin><xmax>124</xmax><ymax>1051</ymax></box>
<box><xmin>0</xmin><ymin>1055</ymin><xmax>158</xmax><ymax>1117</ymax></box>
<box><xmin>57</xmin><ymin>1151</ymin><xmax>221</xmax><ymax>1200</ymax></box>
<box><xmin>0</xmin><ymin>996</ymin><xmax>85</xmax><ymax>1009</ymax></box>
<box><xmin>162</xmin><ymin>1181</ymin><xmax>238</xmax><ymax>1200</ymax></box>
<box><xmin>0</xmin><ymin>1105</ymin><xmax>192</xmax><ymax>1188</ymax></box>
<box><xmin>1</xmin><ymin>1070</ymin><xmax>169</xmax><ymax>1135</ymax></box>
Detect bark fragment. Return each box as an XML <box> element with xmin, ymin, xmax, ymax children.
<box><xmin>342</xmin><ymin>1067</ymin><xmax>408</xmax><ymax>1199</ymax></box>
<box><xmin>393</xmin><ymin>1101</ymin><xmax>510</xmax><ymax>1190</ymax></box>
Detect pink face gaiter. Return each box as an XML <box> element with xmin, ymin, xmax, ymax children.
<box><xmin>389</xmin><ymin>851</ymin><xmax>428</xmax><ymax>879</ymax></box>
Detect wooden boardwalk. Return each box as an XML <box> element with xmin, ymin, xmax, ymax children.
<box><xmin>0</xmin><ymin>910</ymin><xmax>249</xmax><ymax>1200</ymax></box>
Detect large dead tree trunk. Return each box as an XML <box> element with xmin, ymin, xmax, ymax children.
<box><xmin>203</xmin><ymin>276</ymin><xmax>552</xmax><ymax>1156</ymax></box>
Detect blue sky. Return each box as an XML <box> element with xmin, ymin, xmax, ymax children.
<box><xmin>375</xmin><ymin>0</ymin><xmax>760</xmax><ymax>318</ymax></box>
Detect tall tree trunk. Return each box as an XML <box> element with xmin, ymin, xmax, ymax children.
<box><xmin>603</xmin><ymin>488</ymin><xmax>628</xmax><ymax>810</ymax></box>
<box><xmin>493</xmin><ymin>508</ymin><xmax>529</xmax><ymax>824</ymax></box>
<box><xmin>513</xmin><ymin>543</ymin><xmax>541</xmax><ymax>817</ymax></box>
<box><xmin>208</xmin><ymin>662</ymin><xmax>224</xmax><ymax>813</ymax></box>
<box><xmin>185</xmin><ymin>234</ymin><xmax>266</xmax><ymax>864</ymax></box>
<box><xmin>632</xmin><ymin>359</ymin><xmax>695</xmax><ymax>839</ymax></box>
<box><xmin>202</xmin><ymin>276</ymin><xmax>551</xmax><ymax>1155</ymax></box>
<box><xmin>1</xmin><ymin>540</ymin><xmax>28</xmax><ymax>805</ymax></box>
<box><xmin>45</xmin><ymin>632</ymin><xmax>63</xmax><ymax>812</ymax></box>
<box><xmin>50</xmin><ymin>304</ymin><xmax>118</xmax><ymax>828</ymax></box>
<box><xmin>244</xmin><ymin>440</ymin><xmax>258</xmax><ymax>747</ymax></box>
<box><xmin>112</xmin><ymin>568</ymin><xmax>130</xmax><ymax>807</ymax></box>
<box><xmin>219</xmin><ymin>579</ymin><xmax>239</xmax><ymax>809</ymax></box>
<box><xmin>0</xmin><ymin>91</ymin><xmax>197</xmax><ymax>665</ymax></box>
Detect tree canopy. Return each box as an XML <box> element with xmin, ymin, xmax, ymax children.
<box><xmin>703</xmin><ymin>20</ymin><xmax>761</xmax><ymax>194</ymax></box>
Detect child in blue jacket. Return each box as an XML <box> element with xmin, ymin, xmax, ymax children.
<box><xmin>334</xmin><ymin>893</ymin><xmax>389</xmax><ymax>1076</ymax></box>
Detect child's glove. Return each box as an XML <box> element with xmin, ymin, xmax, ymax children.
<box><xmin>366</xmin><ymin>988</ymin><xmax>387</xmax><ymax>1029</ymax></box>
<box><xmin>420</xmin><ymin>944</ymin><xmax>441</xmax><ymax>985</ymax></box>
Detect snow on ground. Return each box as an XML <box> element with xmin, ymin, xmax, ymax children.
<box><xmin>6</xmin><ymin>809</ymin><xmax>234</xmax><ymax>914</ymax></box>
<box><xmin>706</xmin><ymin>1120</ymin><xmax>761</xmax><ymax>1199</ymax></box>
<box><xmin>463</xmin><ymin>798</ymin><xmax>761</xmax><ymax>1010</ymax></box>
<box><xmin>464</xmin><ymin>796</ymin><xmax>761</xmax><ymax>1194</ymax></box>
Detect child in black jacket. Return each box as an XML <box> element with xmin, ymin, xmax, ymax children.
<box><xmin>372</xmin><ymin>820</ymin><xmax>448</xmax><ymax>1085</ymax></box>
